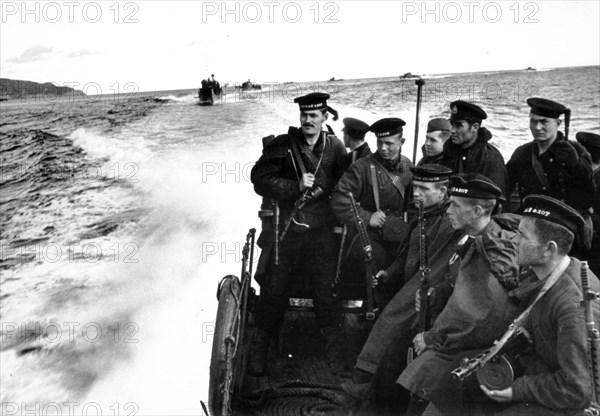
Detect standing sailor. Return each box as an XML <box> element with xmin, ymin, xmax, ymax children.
<box><xmin>331</xmin><ymin>118</ymin><xmax>413</xmax><ymax>294</ymax></box>
<box><xmin>342</xmin><ymin>117</ymin><xmax>372</xmax><ymax>168</ymax></box>
<box><xmin>440</xmin><ymin>101</ymin><xmax>509</xmax><ymax>202</ymax></box>
<box><xmin>417</xmin><ymin>118</ymin><xmax>452</xmax><ymax>166</ymax></box>
<box><xmin>249</xmin><ymin>92</ymin><xmax>347</xmax><ymax>375</ymax></box>
<box><xmin>506</xmin><ymin>98</ymin><xmax>595</xmax><ymax>213</ymax></box>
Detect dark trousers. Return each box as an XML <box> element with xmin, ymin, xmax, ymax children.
<box><xmin>255</xmin><ymin>227</ymin><xmax>340</xmax><ymax>337</ymax></box>
<box><xmin>364</xmin><ymin>318</ymin><xmax>416</xmax><ymax>414</ymax></box>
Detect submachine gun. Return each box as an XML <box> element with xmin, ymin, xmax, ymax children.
<box><xmin>407</xmin><ymin>199</ymin><xmax>431</xmax><ymax>363</ymax></box>
<box><xmin>582</xmin><ymin>261</ymin><xmax>600</xmax><ymax>415</ymax></box>
<box><xmin>346</xmin><ymin>191</ymin><xmax>379</xmax><ymax>320</ymax></box>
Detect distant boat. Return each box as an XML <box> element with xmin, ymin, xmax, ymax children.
<box><xmin>235</xmin><ymin>80</ymin><xmax>262</xmax><ymax>91</ymax></box>
<box><xmin>329</xmin><ymin>77</ymin><xmax>343</xmax><ymax>82</ymax></box>
<box><xmin>525</xmin><ymin>66</ymin><xmax>537</xmax><ymax>71</ymax></box>
<box><xmin>399</xmin><ymin>72</ymin><xmax>419</xmax><ymax>79</ymax></box>
<box><xmin>198</xmin><ymin>78</ymin><xmax>222</xmax><ymax>106</ymax></box>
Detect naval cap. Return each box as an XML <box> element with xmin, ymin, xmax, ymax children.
<box><xmin>294</xmin><ymin>92</ymin><xmax>338</xmax><ymax>120</ymax></box>
<box><xmin>448</xmin><ymin>173</ymin><xmax>503</xmax><ymax>200</ymax></box>
<box><xmin>521</xmin><ymin>194</ymin><xmax>584</xmax><ymax>236</ymax></box>
<box><xmin>342</xmin><ymin>117</ymin><xmax>370</xmax><ymax>137</ymax></box>
<box><xmin>450</xmin><ymin>101</ymin><xmax>487</xmax><ymax>123</ymax></box>
<box><xmin>410</xmin><ymin>164</ymin><xmax>453</xmax><ymax>182</ymax></box>
<box><xmin>370</xmin><ymin>117</ymin><xmax>406</xmax><ymax>138</ymax></box>
<box><xmin>427</xmin><ymin>118</ymin><xmax>452</xmax><ymax>133</ymax></box>
<box><xmin>576</xmin><ymin>132</ymin><xmax>600</xmax><ymax>154</ymax></box>
<box><xmin>527</xmin><ymin>97</ymin><xmax>568</xmax><ymax>119</ymax></box>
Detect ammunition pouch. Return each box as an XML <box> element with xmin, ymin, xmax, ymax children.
<box><xmin>257</xmin><ymin>198</ymin><xmax>277</xmax><ymax>248</ymax></box>
<box><xmin>381</xmin><ymin>215</ymin><xmax>409</xmax><ymax>242</ymax></box>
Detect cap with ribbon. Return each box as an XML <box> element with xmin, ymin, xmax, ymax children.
<box><xmin>450</xmin><ymin>101</ymin><xmax>487</xmax><ymax>123</ymax></box>
<box><xmin>521</xmin><ymin>194</ymin><xmax>584</xmax><ymax>236</ymax></box>
<box><xmin>527</xmin><ymin>97</ymin><xmax>568</xmax><ymax>119</ymax></box>
<box><xmin>369</xmin><ymin>117</ymin><xmax>406</xmax><ymax>138</ymax></box>
<box><xmin>448</xmin><ymin>173</ymin><xmax>503</xmax><ymax>200</ymax></box>
<box><xmin>410</xmin><ymin>164</ymin><xmax>453</xmax><ymax>182</ymax></box>
<box><xmin>294</xmin><ymin>92</ymin><xmax>338</xmax><ymax>120</ymax></box>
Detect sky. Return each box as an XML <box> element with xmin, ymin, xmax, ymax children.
<box><xmin>1</xmin><ymin>0</ymin><xmax>599</xmax><ymax>93</ymax></box>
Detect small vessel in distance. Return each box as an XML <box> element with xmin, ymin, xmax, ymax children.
<box><xmin>525</xmin><ymin>66</ymin><xmax>537</xmax><ymax>71</ymax></box>
<box><xmin>198</xmin><ymin>74</ymin><xmax>222</xmax><ymax>106</ymax></box>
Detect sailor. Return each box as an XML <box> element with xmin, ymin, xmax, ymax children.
<box><xmin>342</xmin><ymin>117</ymin><xmax>372</xmax><ymax>168</ymax></box>
<box><xmin>249</xmin><ymin>92</ymin><xmax>347</xmax><ymax>375</ymax></box>
<box><xmin>417</xmin><ymin>118</ymin><xmax>452</xmax><ymax>166</ymax></box>
<box><xmin>396</xmin><ymin>173</ymin><xmax>522</xmax><ymax>415</ymax></box>
<box><xmin>341</xmin><ymin>164</ymin><xmax>464</xmax><ymax>414</ymax></box>
<box><xmin>506</xmin><ymin>98</ymin><xmax>595</xmax><ymax>214</ymax></box>
<box><xmin>331</xmin><ymin>117</ymin><xmax>413</xmax><ymax>296</ymax></box>
<box><xmin>427</xmin><ymin>195</ymin><xmax>600</xmax><ymax>416</ymax></box>
<box><xmin>440</xmin><ymin>101</ymin><xmax>510</xmax><ymax>203</ymax></box>
<box><xmin>576</xmin><ymin>131</ymin><xmax>600</xmax><ymax>275</ymax></box>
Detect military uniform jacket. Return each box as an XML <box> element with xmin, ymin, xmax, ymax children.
<box><xmin>440</xmin><ymin>127</ymin><xmax>509</xmax><ymax>200</ymax></box>
<box><xmin>345</xmin><ymin>142</ymin><xmax>372</xmax><ymax>169</ymax></box>
<box><xmin>417</xmin><ymin>151</ymin><xmax>444</xmax><ymax>166</ymax></box>
<box><xmin>251</xmin><ymin>126</ymin><xmax>347</xmax><ymax>243</ymax></box>
<box><xmin>509</xmin><ymin>258</ymin><xmax>600</xmax><ymax>411</ymax></box>
<box><xmin>380</xmin><ymin>206</ymin><xmax>464</xmax><ymax>326</ymax></box>
<box><xmin>398</xmin><ymin>218</ymin><xmax>522</xmax><ymax>398</ymax></box>
<box><xmin>506</xmin><ymin>132</ymin><xmax>595</xmax><ymax>211</ymax></box>
<box><xmin>331</xmin><ymin>152</ymin><xmax>413</xmax><ymax>238</ymax></box>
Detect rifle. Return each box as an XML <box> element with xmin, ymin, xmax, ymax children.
<box><xmin>333</xmin><ymin>224</ymin><xmax>348</xmax><ymax>290</ymax></box>
<box><xmin>346</xmin><ymin>191</ymin><xmax>378</xmax><ymax>320</ymax></box>
<box><xmin>582</xmin><ymin>261</ymin><xmax>600</xmax><ymax>415</ymax></box>
<box><xmin>278</xmin><ymin>185</ymin><xmax>324</xmax><ymax>243</ymax></box>
<box><xmin>235</xmin><ymin>228</ymin><xmax>256</xmax><ymax>394</ymax></box>
<box><xmin>407</xmin><ymin>199</ymin><xmax>431</xmax><ymax>363</ymax></box>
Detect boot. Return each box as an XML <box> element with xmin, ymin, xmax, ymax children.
<box><xmin>322</xmin><ymin>325</ymin><xmax>345</xmax><ymax>374</ymax></box>
<box><xmin>248</xmin><ymin>328</ymin><xmax>270</xmax><ymax>376</ymax></box>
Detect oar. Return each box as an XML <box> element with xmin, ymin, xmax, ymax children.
<box><xmin>412</xmin><ymin>78</ymin><xmax>425</xmax><ymax>165</ymax></box>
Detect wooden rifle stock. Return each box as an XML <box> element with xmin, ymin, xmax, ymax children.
<box><xmin>346</xmin><ymin>192</ymin><xmax>378</xmax><ymax>320</ymax></box>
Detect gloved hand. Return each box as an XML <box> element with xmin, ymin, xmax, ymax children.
<box><xmin>552</xmin><ymin>141</ymin><xmax>579</xmax><ymax>170</ymax></box>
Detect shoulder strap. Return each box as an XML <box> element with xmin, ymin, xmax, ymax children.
<box><xmin>369</xmin><ymin>161</ymin><xmax>380</xmax><ymax>211</ymax></box>
<box><xmin>530</xmin><ymin>146</ymin><xmax>556</xmax><ymax>194</ymax></box>
<box><xmin>370</xmin><ymin>157</ymin><xmax>406</xmax><ymax>200</ymax></box>
<box><xmin>512</xmin><ymin>256</ymin><xmax>571</xmax><ymax>328</ymax></box>
<box><xmin>290</xmin><ymin>141</ymin><xmax>308</xmax><ymax>175</ymax></box>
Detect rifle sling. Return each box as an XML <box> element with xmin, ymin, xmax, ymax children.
<box><xmin>530</xmin><ymin>145</ymin><xmax>558</xmax><ymax>196</ymax></box>
<box><xmin>369</xmin><ymin>163</ymin><xmax>381</xmax><ymax>211</ymax></box>
<box><xmin>370</xmin><ymin>157</ymin><xmax>405</xmax><ymax>201</ymax></box>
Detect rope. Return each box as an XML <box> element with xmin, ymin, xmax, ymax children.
<box><xmin>239</xmin><ymin>380</ymin><xmax>353</xmax><ymax>415</ymax></box>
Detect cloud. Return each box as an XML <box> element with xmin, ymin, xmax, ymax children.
<box><xmin>65</xmin><ymin>50</ymin><xmax>92</xmax><ymax>58</ymax></box>
<box><xmin>7</xmin><ymin>45</ymin><xmax>53</xmax><ymax>63</ymax></box>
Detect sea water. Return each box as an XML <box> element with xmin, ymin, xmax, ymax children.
<box><xmin>0</xmin><ymin>66</ymin><xmax>598</xmax><ymax>415</ymax></box>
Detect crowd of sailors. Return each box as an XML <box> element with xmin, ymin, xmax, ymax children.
<box><xmin>247</xmin><ymin>91</ymin><xmax>600</xmax><ymax>415</ymax></box>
